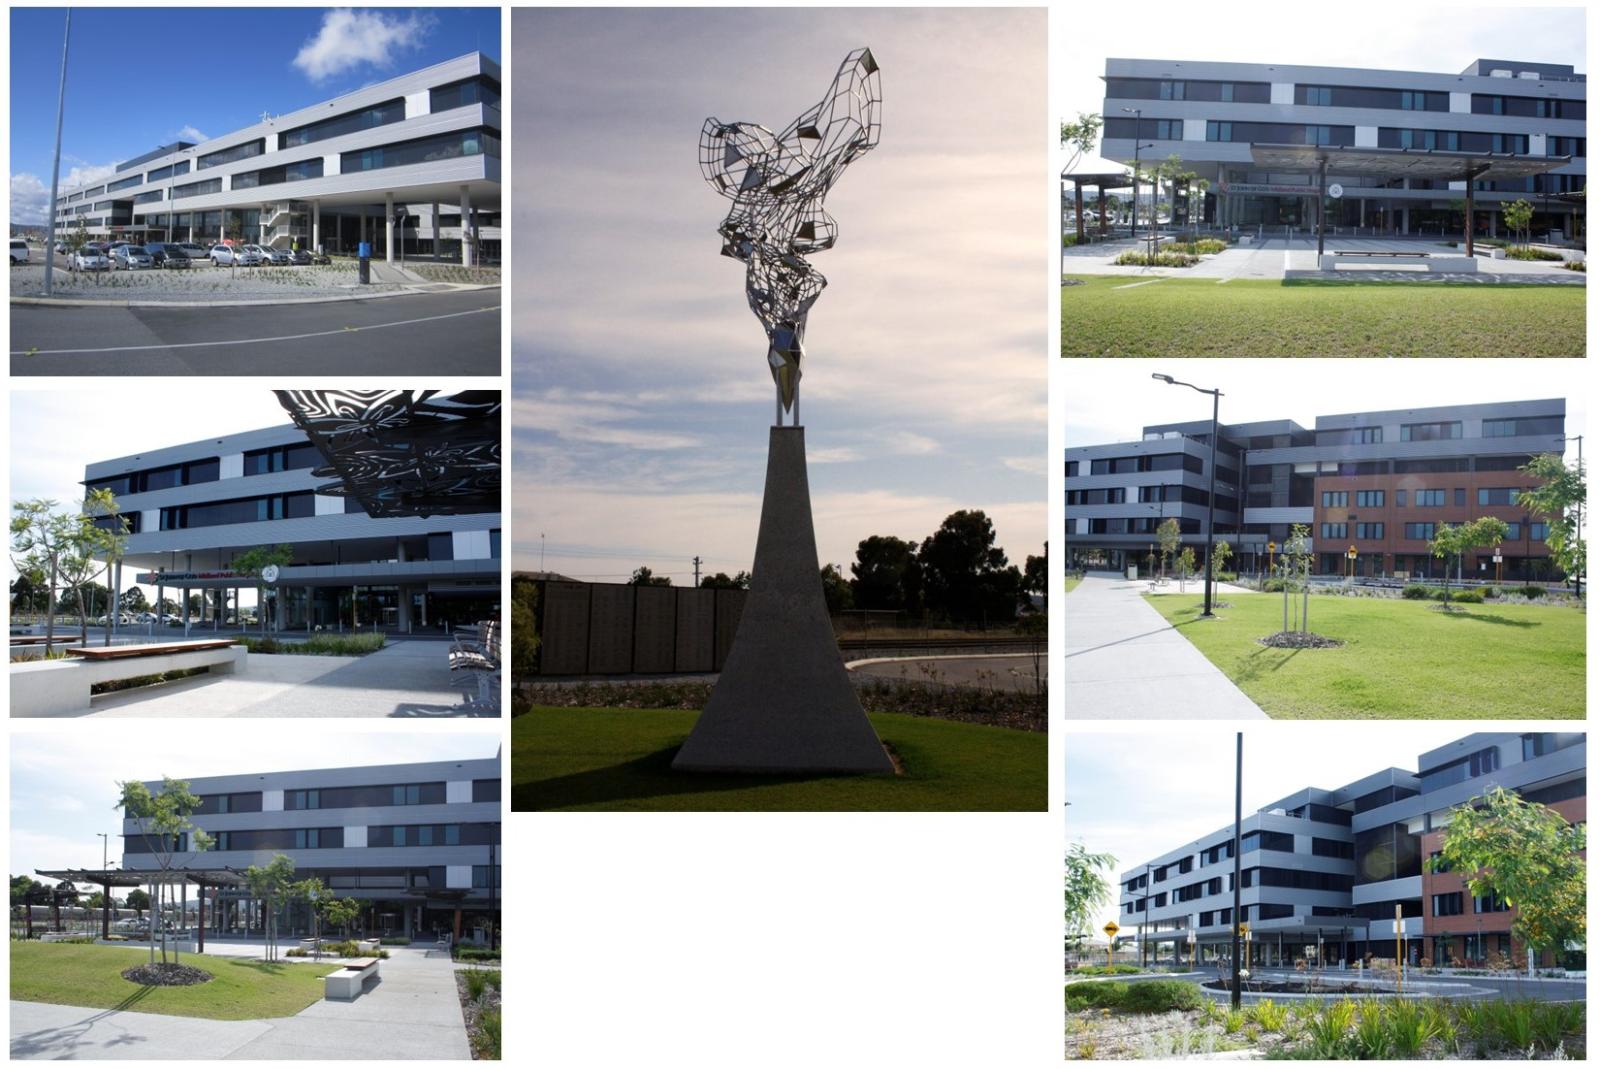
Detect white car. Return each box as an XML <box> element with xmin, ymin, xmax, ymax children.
<box><xmin>10</xmin><ymin>239</ymin><xmax>29</xmax><ymax>265</ymax></box>
<box><xmin>73</xmin><ymin>249</ymin><xmax>110</xmax><ymax>271</ymax></box>
<box><xmin>210</xmin><ymin>244</ymin><xmax>261</xmax><ymax>266</ymax></box>
<box><xmin>177</xmin><ymin>242</ymin><xmax>210</xmax><ymax>263</ymax></box>
<box><xmin>112</xmin><ymin>245</ymin><xmax>154</xmax><ymax>270</ymax></box>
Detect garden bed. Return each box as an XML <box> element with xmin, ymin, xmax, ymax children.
<box><xmin>456</xmin><ymin>968</ymin><xmax>502</xmax><ymax>1060</ymax></box>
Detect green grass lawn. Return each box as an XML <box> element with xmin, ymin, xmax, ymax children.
<box><xmin>511</xmin><ymin>708</ymin><xmax>1045</xmax><ymax>811</ymax></box>
<box><xmin>1144</xmin><ymin>594</ymin><xmax>1584</xmax><ymax>718</ymax></box>
<box><xmin>11</xmin><ymin>942</ymin><xmax>339</xmax><ymax>1020</ymax></box>
<box><xmin>1064</xmin><ymin>577</ymin><xmax>1082</xmax><ymax>596</ymax></box>
<box><xmin>1061</xmin><ymin>275</ymin><xmax>1585</xmax><ymax>356</ymax></box>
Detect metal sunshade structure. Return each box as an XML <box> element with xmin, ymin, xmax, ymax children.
<box><xmin>274</xmin><ymin>390</ymin><xmax>501</xmax><ymax>519</ymax></box>
<box><xmin>1248</xmin><ymin>144</ymin><xmax>1574</xmax><ymax>256</ymax></box>
<box><xmin>1061</xmin><ymin>169</ymin><xmax>1137</xmax><ymax>244</ymax></box>
<box><xmin>34</xmin><ymin>866</ymin><xmax>249</xmax><ymax>947</ymax></box>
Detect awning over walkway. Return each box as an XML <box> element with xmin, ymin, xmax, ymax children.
<box><xmin>1061</xmin><ymin>169</ymin><xmax>1136</xmax><ymax>242</ymax></box>
<box><xmin>35</xmin><ymin>867</ymin><xmax>248</xmax><ymax>887</ymax></box>
<box><xmin>1249</xmin><ymin>143</ymin><xmax>1571</xmax><ymax>182</ymax></box>
<box><xmin>275</xmin><ymin>391</ymin><xmax>501</xmax><ymax>519</ymax></box>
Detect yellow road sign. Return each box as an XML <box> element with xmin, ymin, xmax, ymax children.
<box><xmin>1103</xmin><ymin>920</ymin><xmax>1120</xmax><ymax>939</ymax></box>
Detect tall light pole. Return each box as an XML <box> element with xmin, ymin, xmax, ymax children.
<box><xmin>97</xmin><ymin>832</ymin><xmax>108</xmax><ymax>874</ymax></box>
<box><xmin>1231</xmin><ymin>730</ymin><xmax>1243</xmax><ymax>1008</ymax></box>
<box><xmin>42</xmin><ymin>9</ymin><xmax>72</xmax><ymax>298</ymax></box>
<box><xmin>1153</xmin><ymin>374</ymin><xmax>1223</xmax><ymax>617</ymax></box>
<box><xmin>1122</xmin><ymin>108</ymin><xmax>1141</xmax><ymax>239</ymax></box>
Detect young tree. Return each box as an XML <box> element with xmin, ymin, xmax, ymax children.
<box><xmin>1176</xmin><ymin>546</ymin><xmax>1197</xmax><ymax>591</ymax></box>
<box><xmin>1211</xmin><ymin>539</ymin><xmax>1233</xmax><ymax>579</ymax></box>
<box><xmin>244</xmin><ymin>854</ymin><xmax>298</xmax><ymax>963</ymax></box>
<box><xmin>231</xmin><ymin>544</ymin><xmax>293</xmax><ymax>636</ymax></box>
<box><xmin>1282</xmin><ymin>523</ymin><xmax>1313</xmax><ymax>633</ymax></box>
<box><xmin>1429</xmin><ymin>517</ymin><xmax>1510</xmax><ymax>603</ymax></box>
<box><xmin>1501</xmin><ymin>198</ymin><xmax>1534</xmax><ymax>249</ymax></box>
<box><xmin>1060</xmin><ymin>112</ymin><xmax>1103</xmax><ymax>176</ymax></box>
<box><xmin>319</xmin><ymin>895</ymin><xmax>363</xmax><ymax>942</ymax></box>
<box><xmin>1517</xmin><ymin>453</ymin><xmax>1586</xmax><ymax>594</ymax></box>
<box><xmin>1156</xmin><ymin>518</ymin><xmax>1181</xmax><ymax>582</ymax></box>
<box><xmin>509</xmin><ymin>578</ymin><xmax>540</xmax><ymax>679</ymax></box>
<box><xmin>1432</xmin><ymin>786</ymin><xmax>1585</xmax><ymax>972</ymax></box>
<box><xmin>1065</xmin><ymin>843</ymin><xmax>1118</xmax><ymax>961</ymax></box>
<box><xmin>115</xmin><ymin>776</ymin><xmax>214</xmax><ymax>967</ymax></box>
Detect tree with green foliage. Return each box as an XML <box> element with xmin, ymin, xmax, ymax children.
<box><xmin>699</xmin><ymin>571</ymin><xmax>751</xmax><ymax>590</ymax></box>
<box><xmin>510</xmin><ymin>578</ymin><xmax>540</xmax><ymax>679</ymax></box>
<box><xmin>1176</xmin><ymin>546</ymin><xmax>1197</xmax><ymax>590</ymax></box>
<box><xmin>120</xmin><ymin>586</ymin><xmax>149</xmax><ymax>613</ymax></box>
<box><xmin>819</xmin><ymin>563</ymin><xmax>853</xmax><ymax>615</ymax></box>
<box><xmin>1156</xmin><ymin>518</ymin><xmax>1181</xmax><ymax>582</ymax></box>
<box><xmin>1065</xmin><ymin>842</ymin><xmax>1118</xmax><ymax>960</ymax></box>
<box><xmin>115</xmin><ymin>776</ymin><xmax>214</xmax><ymax>966</ymax></box>
<box><xmin>125</xmin><ymin>888</ymin><xmax>151</xmax><ymax>917</ymax></box>
<box><xmin>1429</xmin><ymin>517</ymin><xmax>1510</xmax><ymax>603</ymax></box>
<box><xmin>627</xmin><ymin>566</ymin><xmax>671</xmax><ymax>587</ymax></box>
<box><xmin>1432</xmin><ymin>786</ymin><xmax>1585</xmax><ymax>971</ymax></box>
<box><xmin>1282</xmin><ymin>523</ymin><xmax>1313</xmax><ymax>634</ymax></box>
<box><xmin>231</xmin><ymin>544</ymin><xmax>293</xmax><ymax>636</ymax></box>
<box><xmin>319</xmin><ymin>895</ymin><xmax>363</xmax><ymax>941</ymax></box>
<box><xmin>1210</xmin><ymin>539</ymin><xmax>1232</xmax><ymax>579</ymax></box>
<box><xmin>1060</xmin><ymin>112</ymin><xmax>1103</xmax><ymax>176</ymax></box>
<box><xmin>1502</xmin><ymin>198</ymin><xmax>1534</xmax><ymax>249</ymax></box>
<box><xmin>244</xmin><ymin>854</ymin><xmax>298</xmax><ymax>962</ymax></box>
<box><xmin>12</xmin><ymin>492</ymin><xmax>126</xmax><ymax>651</ymax></box>
<box><xmin>850</xmin><ymin>535</ymin><xmax>923</xmax><ymax>614</ymax></box>
<box><xmin>1023</xmin><ymin>552</ymin><xmax>1047</xmax><ymax>612</ymax></box>
<box><xmin>919</xmin><ymin>510</ymin><xmax>1021</xmax><ymax>624</ymax></box>
<box><xmin>1517</xmin><ymin>452</ymin><xmax>1585</xmax><ymax>595</ymax></box>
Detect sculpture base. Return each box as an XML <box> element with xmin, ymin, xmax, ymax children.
<box><xmin>672</xmin><ymin>426</ymin><xmax>894</xmax><ymax>775</ymax></box>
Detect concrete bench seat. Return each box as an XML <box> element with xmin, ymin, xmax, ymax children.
<box><xmin>64</xmin><ymin>639</ymin><xmax>237</xmax><ymax>659</ymax></box>
<box><xmin>11</xmin><ymin>641</ymin><xmax>246</xmax><ymax>717</ymax></box>
<box><xmin>1320</xmin><ymin>253</ymin><xmax>1477</xmax><ymax>273</ymax></box>
<box><xmin>323</xmin><ymin>956</ymin><xmax>381</xmax><ymax>1000</ymax></box>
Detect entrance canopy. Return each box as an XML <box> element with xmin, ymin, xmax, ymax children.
<box><xmin>1061</xmin><ymin>169</ymin><xmax>1136</xmax><ymax>242</ymax></box>
<box><xmin>275</xmin><ymin>391</ymin><xmax>501</xmax><ymax>519</ymax></box>
<box><xmin>36</xmin><ymin>867</ymin><xmax>248</xmax><ymax>888</ymax></box>
<box><xmin>1249</xmin><ymin>144</ymin><xmax>1571</xmax><ymax>183</ymax></box>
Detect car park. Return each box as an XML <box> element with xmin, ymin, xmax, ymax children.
<box><xmin>211</xmin><ymin>244</ymin><xmax>261</xmax><ymax>266</ymax></box>
<box><xmin>149</xmin><ymin>243</ymin><xmax>191</xmax><ymax>269</ymax></box>
<box><xmin>177</xmin><ymin>242</ymin><xmax>209</xmax><ymax>262</ymax></box>
<box><xmin>288</xmin><ymin>248</ymin><xmax>313</xmax><ymax>265</ymax></box>
<box><xmin>112</xmin><ymin>245</ymin><xmax>154</xmax><ymax>270</ymax></box>
<box><xmin>10</xmin><ymin>239</ymin><xmax>29</xmax><ymax>265</ymax></box>
<box><xmin>73</xmin><ymin>248</ymin><xmax>110</xmax><ymax>271</ymax></box>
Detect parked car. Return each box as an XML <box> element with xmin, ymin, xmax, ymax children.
<box><xmin>73</xmin><ymin>248</ymin><xmax>110</xmax><ymax>271</ymax></box>
<box><xmin>112</xmin><ymin>245</ymin><xmax>154</xmax><ymax>270</ymax></box>
<box><xmin>288</xmin><ymin>248</ymin><xmax>313</xmax><ymax>265</ymax></box>
<box><xmin>210</xmin><ymin>244</ymin><xmax>261</xmax><ymax>266</ymax></box>
<box><xmin>10</xmin><ymin>239</ymin><xmax>29</xmax><ymax>265</ymax></box>
<box><xmin>177</xmin><ymin>242</ymin><xmax>210</xmax><ymax>262</ymax></box>
<box><xmin>259</xmin><ymin>245</ymin><xmax>292</xmax><ymax>265</ymax></box>
<box><xmin>149</xmin><ymin>244</ymin><xmax>191</xmax><ymax>269</ymax></box>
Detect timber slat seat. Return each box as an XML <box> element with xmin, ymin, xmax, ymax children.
<box><xmin>64</xmin><ymin>639</ymin><xmax>238</xmax><ymax>660</ymax></box>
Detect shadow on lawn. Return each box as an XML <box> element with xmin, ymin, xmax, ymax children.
<box><xmin>1434</xmin><ymin>610</ymin><xmax>1541</xmax><ymax>629</ymax></box>
<box><xmin>1233</xmin><ymin>646</ymin><xmax>1302</xmax><ymax>684</ymax></box>
<box><xmin>511</xmin><ymin>742</ymin><xmax>886</xmax><ymax>810</ymax></box>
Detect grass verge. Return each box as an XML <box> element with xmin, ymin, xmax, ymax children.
<box><xmin>10</xmin><ymin>941</ymin><xmax>338</xmax><ymax>1020</ymax></box>
<box><xmin>1143</xmin><ymin>594</ymin><xmax>1584</xmax><ymax>718</ymax></box>
<box><xmin>1064</xmin><ymin>577</ymin><xmax>1082</xmax><ymax>596</ymax></box>
<box><xmin>510</xmin><ymin>707</ymin><xmax>1045</xmax><ymax>811</ymax></box>
<box><xmin>1061</xmin><ymin>275</ymin><xmax>1585</xmax><ymax>356</ymax></box>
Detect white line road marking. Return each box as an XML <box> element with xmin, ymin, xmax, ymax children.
<box><xmin>1283</xmin><ymin>247</ymin><xmax>1292</xmax><ymax>274</ymax></box>
<box><xmin>1112</xmin><ymin>279</ymin><xmax>1164</xmax><ymax>290</ymax></box>
<box><xmin>12</xmin><ymin>305</ymin><xmax>499</xmax><ymax>356</ymax></box>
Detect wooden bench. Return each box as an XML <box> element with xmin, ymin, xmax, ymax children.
<box><xmin>12</xmin><ymin>640</ymin><xmax>247</xmax><ymax>717</ymax></box>
<box><xmin>1320</xmin><ymin>251</ymin><xmax>1478</xmax><ymax>273</ymax></box>
<box><xmin>323</xmin><ymin>956</ymin><xmax>381</xmax><ymax>1000</ymax></box>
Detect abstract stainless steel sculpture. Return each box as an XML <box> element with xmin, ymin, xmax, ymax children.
<box><xmin>675</xmin><ymin>50</ymin><xmax>892</xmax><ymax>776</ymax></box>
<box><xmin>699</xmin><ymin>47</ymin><xmax>881</xmax><ymax>425</ymax></box>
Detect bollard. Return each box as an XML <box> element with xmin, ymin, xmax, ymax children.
<box><xmin>358</xmin><ymin>241</ymin><xmax>371</xmax><ymax>285</ymax></box>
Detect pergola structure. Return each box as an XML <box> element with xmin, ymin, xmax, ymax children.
<box><xmin>274</xmin><ymin>390</ymin><xmax>501</xmax><ymax>519</ymax></box>
<box><xmin>1061</xmin><ymin>168</ymin><xmax>1135</xmax><ymax>244</ymax></box>
<box><xmin>1248</xmin><ymin>144</ymin><xmax>1575</xmax><ymax>257</ymax></box>
<box><xmin>34</xmin><ymin>866</ymin><xmax>248</xmax><ymax>951</ymax></box>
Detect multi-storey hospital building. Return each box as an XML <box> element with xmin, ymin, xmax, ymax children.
<box><xmin>1113</xmin><ymin>732</ymin><xmax>1584</xmax><ymax>969</ymax></box>
<box><xmin>50</xmin><ymin>53</ymin><xmax>501</xmax><ymax>263</ymax></box>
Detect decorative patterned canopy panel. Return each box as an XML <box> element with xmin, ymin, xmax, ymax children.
<box><xmin>1249</xmin><ymin>143</ymin><xmax>1573</xmax><ymax>181</ymax></box>
<box><xmin>1061</xmin><ymin>169</ymin><xmax>1135</xmax><ymax>190</ymax></box>
<box><xmin>36</xmin><ymin>867</ymin><xmax>249</xmax><ymax>887</ymax></box>
<box><xmin>274</xmin><ymin>390</ymin><xmax>501</xmax><ymax>518</ymax></box>
<box><xmin>699</xmin><ymin>47</ymin><xmax>882</xmax><ymax>418</ymax></box>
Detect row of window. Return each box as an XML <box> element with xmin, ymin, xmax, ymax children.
<box><xmin>231</xmin><ymin>158</ymin><xmax>325</xmax><ymax>191</ymax></box>
<box><xmin>1473</xmin><ymin>94</ymin><xmax>1584</xmax><ymax>120</ymax></box>
<box><xmin>1206</xmin><ymin>120</ymin><xmax>1352</xmax><ymax>145</ymax></box>
<box><xmin>1381</xmin><ymin>129</ymin><xmax>1530</xmax><ymax>154</ymax></box>
<box><xmin>1432</xmin><ymin>892</ymin><xmax>1512</xmax><ymax>917</ymax></box>
<box><xmin>1104</xmin><ymin>78</ymin><xmax>1585</xmax><ymax>118</ymax></box>
<box><xmin>195</xmin><ymin>779</ymin><xmax>502</xmax><ymax>815</ymax></box>
<box><xmin>87</xmin><ymin>458</ymin><xmax>221</xmax><ymax>497</ymax></box>
<box><xmin>340</xmin><ymin>127</ymin><xmax>500</xmax><ymax>175</ymax></box>
<box><xmin>160</xmin><ymin>492</ymin><xmax>316</xmax><ymax>530</ymax></box>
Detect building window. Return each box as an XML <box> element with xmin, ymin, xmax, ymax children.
<box><xmin>288</xmin><ymin>789</ymin><xmax>321</xmax><ymax>810</ymax></box>
<box><xmin>1321</xmin><ymin>491</ymin><xmax>1348</xmax><ymax>508</ymax></box>
<box><xmin>1320</xmin><ymin>523</ymin><xmax>1347</xmax><ymax>539</ymax></box>
<box><xmin>282</xmin><ymin>99</ymin><xmax>406</xmax><ymax>149</ymax></box>
<box><xmin>393</xmin><ymin>784</ymin><xmax>422</xmax><ymax>806</ymax></box>
<box><xmin>145</xmin><ymin>161</ymin><xmax>191</xmax><ymax>183</ymax></box>
<box><xmin>1356</xmin><ymin>523</ymin><xmax>1384</xmax><ymax>540</ymax></box>
<box><xmin>172</xmin><ymin>178</ymin><xmax>222</xmax><ymax>200</ymax></box>
<box><xmin>1205</xmin><ymin>121</ymin><xmax>1233</xmax><ymax>143</ymax></box>
<box><xmin>1355</xmin><ymin>490</ymin><xmax>1384</xmax><ymax>508</ymax></box>
<box><xmin>1433</xmin><ymin>892</ymin><xmax>1464</xmax><ymax>917</ymax></box>
<box><xmin>231</xmin><ymin>158</ymin><xmax>325</xmax><ymax>190</ymax></box>
<box><xmin>1454</xmin><ymin>488</ymin><xmax>1466</xmax><ymax>507</ymax></box>
<box><xmin>1404</xmin><ymin>522</ymin><xmax>1436</xmax><ymax>540</ymax></box>
<box><xmin>1401</xmin><ymin>422</ymin><xmax>1462</xmax><ymax>442</ymax></box>
<box><xmin>342</xmin><ymin>128</ymin><xmax>500</xmax><ymax>174</ymax></box>
<box><xmin>1302</xmin><ymin>85</ymin><xmax>1333</xmax><ymax>106</ymax></box>
<box><xmin>393</xmin><ymin>826</ymin><xmax>407</xmax><ymax>847</ymax></box>
<box><xmin>472</xmin><ymin>865</ymin><xmax>501</xmax><ymax>889</ymax></box>
<box><xmin>1530</xmin><ymin>522</ymin><xmax>1549</xmax><ymax>540</ymax></box>
<box><xmin>244</xmin><ymin>442</ymin><xmax>322</xmax><ymax>475</ymax></box>
<box><xmin>1220</xmin><ymin>83</ymin><xmax>1234</xmax><ymax>102</ymax></box>
<box><xmin>1159</xmin><ymin>80</ymin><xmax>1186</xmax><ymax>101</ymax></box>
<box><xmin>107</xmin><ymin>175</ymin><xmax>142</xmax><ymax>193</ymax></box>
<box><xmin>295</xmin><ymin>828</ymin><xmax>322</xmax><ymax>849</ymax></box>
<box><xmin>431</xmin><ymin>76</ymin><xmax>501</xmax><ymax>113</ymax></box>
<box><xmin>1474</xmin><ymin>893</ymin><xmax>1510</xmax><ymax>913</ymax></box>
<box><xmin>197</xmin><ymin>139</ymin><xmax>265</xmax><ymax>170</ymax></box>
<box><xmin>1415</xmin><ymin>490</ymin><xmax>1446</xmax><ymax>507</ymax></box>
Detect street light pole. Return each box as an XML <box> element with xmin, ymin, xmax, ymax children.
<box><xmin>1123</xmin><ymin>108</ymin><xmax>1141</xmax><ymax>239</ymax></box>
<box><xmin>1153</xmin><ymin>373</ymin><xmax>1223</xmax><ymax>616</ymax></box>
<box><xmin>1231</xmin><ymin>730</ymin><xmax>1243</xmax><ymax>1009</ymax></box>
<box><xmin>42</xmin><ymin>9</ymin><xmax>72</xmax><ymax>298</ymax></box>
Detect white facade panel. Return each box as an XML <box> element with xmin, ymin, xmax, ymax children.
<box><xmin>345</xmin><ymin>826</ymin><xmax>367</xmax><ymax>848</ymax></box>
<box><xmin>405</xmin><ymin>90</ymin><xmax>431</xmax><ymax>119</ymax></box>
<box><xmin>263</xmin><ymin>789</ymin><xmax>284</xmax><ymax>812</ymax></box>
<box><xmin>1355</xmin><ymin>126</ymin><xmax>1378</xmax><ymax>148</ymax></box>
<box><xmin>1270</xmin><ymin>82</ymin><xmax>1294</xmax><ymax>105</ymax></box>
<box><xmin>1183</xmin><ymin>118</ymin><xmax>1207</xmax><ymax>142</ymax></box>
<box><xmin>453</xmin><ymin>530</ymin><xmax>492</xmax><ymax>560</ymax></box>
<box><xmin>1449</xmin><ymin>92</ymin><xmax>1471</xmax><ymax>113</ymax></box>
<box><xmin>141</xmin><ymin>509</ymin><xmax>158</xmax><ymax>532</ymax></box>
<box><xmin>446</xmin><ymin>865</ymin><xmax>472</xmax><ymax>889</ymax></box>
<box><xmin>447</xmin><ymin>780</ymin><xmax>471</xmax><ymax>804</ymax></box>
<box><xmin>219</xmin><ymin>454</ymin><xmax>243</xmax><ymax>480</ymax></box>
<box><xmin>314</xmin><ymin>494</ymin><xmax>344</xmax><ymax>516</ymax></box>
<box><xmin>323</xmin><ymin>154</ymin><xmax>341</xmax><ymax>177</ymax></box>
<box><xmin>1530</xmin><ymin>133</ymin><xmax>1547</xmax><ymax>155</ymax></box>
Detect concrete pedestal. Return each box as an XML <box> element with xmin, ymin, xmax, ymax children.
<box><xmin>673</xmin><ymin>426</ymin><xmax>892</xmax><ymax>774</ymax></box>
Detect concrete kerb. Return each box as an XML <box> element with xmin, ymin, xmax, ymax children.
<box><xmin>10</xmin><ymin>283</ymin><xmax>498</xmax><ymax>309</ymax></box>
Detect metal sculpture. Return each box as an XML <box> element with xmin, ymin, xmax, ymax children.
<box><xmin>699</xmin><ymin>47</ymin><xmax>881</xmax><ymax>424</ymax></box>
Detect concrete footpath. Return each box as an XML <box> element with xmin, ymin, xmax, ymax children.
<box><xmin>1064</xmin><ymin>572</ymin><xmax>1267</xmax><ymax>719</ymax></box>
<box><xmin>9</xmin><ymin>948</ymin><xmax>471</xmax><ymax>1060</ymax></box>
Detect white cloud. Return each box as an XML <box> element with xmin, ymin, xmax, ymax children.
<box><xmin>1002</xmin><ymin>455</ymin><xmax>1046</xmax><ymax>476</ymax></box>
<box><xmin>293</xmin><ymin>9</ymin><xmax>433</xmax><ymax>83</ymax></box>
<box><xmin>512</xmin><ymin>393</ymin><xmax>704</xmax><ymax>451</ymax></box>
<box><xmin>11</xmin><ymin>161</ymin><xmax>122</xmax><ymax>226</ymax></box>
<box><xmin>172</xmin><ymin>125</ymin><xmax>207</xmax><ymax>143</ymax></box>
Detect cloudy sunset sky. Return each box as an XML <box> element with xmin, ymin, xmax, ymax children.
<box><xmin>512</xmin><ymin>7</ymin><xmax>1047</xmax><ymax>583</ymax></box>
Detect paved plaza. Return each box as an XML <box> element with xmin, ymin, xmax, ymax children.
<box><xmin>1064</xmin><ymin>571</ymin><xmax>1267</xmax><ymax>720</ymax></box>
<box><xmin>1062</xmin><ymin>234</ymin><xmax>1585</xmax><ymax>283</ymax></box>
<box><xmin>9</xmin><ymin>947</ymin><xmax>471</xmax><ymax>1060</ymax></box>
<box><xmin>75</xmin><ymin>639</ymin><xmax>496</xmax><ymax>718</ymax></box>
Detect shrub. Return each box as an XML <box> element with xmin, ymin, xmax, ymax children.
<box><xmin>456</xmin><ymin>946</ymin><xmax>502</xmax><ymax>962</ymax></box>
<box><xmin>475</xmin><ymin>1008</ymin><xmax>501</xmax><ymax>1060</ymax></box>
<box><xmin>1402</xmin><ymin>583</ymin><xmax>1435</xmax><ymax>599</ymax></box>
<box><xmin>1451</xmin><ymin>589</ymin><xmax>1485</xmax><ymax>603</ymax></box>
<box><xmin>1518</xmin><ymin>584</ymin><xmax>1546</xmax><ymax>598</ymax></box>
<box><xmin>379</xmin><ymin>936</ymin><xmax>411</xmax><ymax>946</ymax></box>
<box><xmin>242</xmin><ymin>632</ymin><xmax>386</xmax><ymax>656</ymax></box>
<box><xmin>1064</xmin><ymin>980</ymin><xmax>1128</xmax><ymax>1011</ymax></box>
<box><xmin>1505</xmin><ymin>246</ymin><xmax>1563</xmax><ymax>261</ymax></box>
<box><xmin>1561</xmin><ymin>260</ymin><xmax>1585</xmax><ymax>272</ymax></box>
<box><xmin>1488</xmin><ymin>1000</ymin><xmax>1536</xmax><ymax>1049</ymax></box>
<box><xmin>1353</xmin><ymin>1001</ymin><xmax>1391</xmax><ymax>1059</ymax></box>
<box><xmin>1385</xmin><ymin>999</ymin><xmax>1440</xmax><ymax>1057</ymax></box>
<box><xmin>1263</xmin><ymin>578</ymin><xmax>1288</xmax><ymax>592</ymax></box>
<box><xmin>1213</xmin><ymin>571</ymin><xmax>1237</xmax><ymax>583</ymax></box>
<box><xmin>1119</xmin><ymin>980</ymin><xmax>1204</xmax><ymax>1013</ymax></box>
<box><xmin>1304</xmin><ymin>1000</ymin><xmax>1355</xmax><ymax>1059</ymax></box>
<box><xmin>1248</xmin><ymin>999</ymin><xmax>1288</xmax><ymax>1032</ymax></box>
<box><xmin>464</xmin><ymin>968</ymin><xmax>496</xmax><ymax>1001</ymax></box>
<box><xmin>1113</xmin><ymin>251</ymin><xmax>1199</xmax><ymax>267</ymax></box>
<box><xmin>1072</xmin><ymin>963</ymin><xmax>1140</xmax><ymax>975</ymax></box>
<box><xmin>1481</xmin><ymin>585</ymin><xmax>1500</xmax><ymax>599</ymax></box>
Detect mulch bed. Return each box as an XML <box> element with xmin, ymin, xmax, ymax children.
<box><xmin>1256</xmin><ymin>631</ymin><xmax>1344</xmax><ymax>649</ymax></box>
<box><xmin>122</xmin><ymin>962</ymin><xmax>213</xmax><ymax>986</ymax></box>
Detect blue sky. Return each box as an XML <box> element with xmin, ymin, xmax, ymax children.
<box><xmin>10</xmin><ymin>7</ymin><xmax>500</xmax><ymax>224</ymax></box>
<box><xmin>511</xmin><ymin>8</ymin><xmax>1047</xmax><ymax>583</ymax></box>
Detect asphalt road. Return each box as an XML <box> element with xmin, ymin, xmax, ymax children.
<box><xmin>10</xmin><ymin>288</ymin><xmax>500</xmax><ymax>375</ymax></box>
<box><xmin>1103</xmin><ymin>968</ymin><xmax>1585</xmax><ymax>1003</ymax></box>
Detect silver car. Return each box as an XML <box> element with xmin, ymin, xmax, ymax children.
<box><xmin>73</xmin><ymin>248</ymin><xmax>110</xmax><ymax>271</ymax></box>
<box><xmin>254</xmin><ymin>244</ymin><xmax>292</xmax><ymax>265</ymax></box>
<box><xmin>113</xmin><ymin>245</ymin><xmax>154</xmax><ymax>269</ymax></box>
<box><xmin>210</xmin><ymin>244</ymin><xmax>261</xmax><ymax>266</ymax></box>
